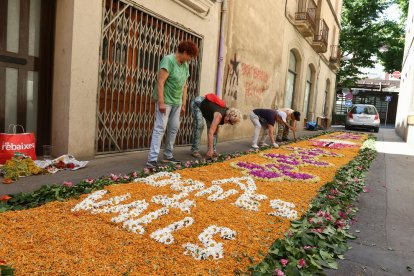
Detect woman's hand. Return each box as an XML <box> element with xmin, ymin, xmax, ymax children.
<box><xmin>206</xmin><ymin>149</ymin><xmax>214</xmax><ymax>159</ymax></box>
<box><xmin>180</xmin><ymin>105</ymin><xmax>186</xmax><ymax>116</ymax></box>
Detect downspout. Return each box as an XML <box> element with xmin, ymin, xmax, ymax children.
<box><xmin>216</xmin><ymin>0</ymin><xmax>227</xmax><ymax>96</ymax></box>
<box><xmin>285</xmin><ymin>0</ymin><xmax>288</xmax><ymax>18</ymax></box>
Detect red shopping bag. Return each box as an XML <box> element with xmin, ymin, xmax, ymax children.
<box><xmin>205</xmin><ymin>93</ymin><xmax>226</xmax><ymax>108</ymax></box>
<box><xmin>0</xmin><ymin>125</ymin><xmax>36</xmax><ymax>164</ymax></box>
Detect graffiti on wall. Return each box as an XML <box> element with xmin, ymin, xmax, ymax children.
<box><xmin>223</xmin><ymin>54</ymin><xmax>270</xmax><ymax>107</ymax></box>
<box><xmin>224</xmin><ymin>54</ymin><xmax>240</xmax><ymax>102</ymax></box>
<box><xmin>241</xmin><ymin>63</ymin><xmax>269</xmax><ymax>102</ymax></box>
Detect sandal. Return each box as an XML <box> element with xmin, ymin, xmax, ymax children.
<box><xmin>191</xmin><ymin>151</ymin><xmax>202</xmax><ymax>158</ymax></box>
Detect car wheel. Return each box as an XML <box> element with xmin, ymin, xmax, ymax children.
<box><xmin>374</xmin><ymin>127</ymin><xmax>379</xmax><ymax>133</ymax></box>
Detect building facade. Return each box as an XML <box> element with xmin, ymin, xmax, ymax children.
<box><xmin>0</xmin><ymin>0</ymin><xmax>342</xmax><ymax>159</ymax></box>
<box><xmin>220</xmin><ymin>0</ymin><xmax>342</xmax><ymax>141</ymax></box>
<box><xmin>395</xmin><ymin>0</ymin><xmax>414</xmax><ymax>144</ymax></box>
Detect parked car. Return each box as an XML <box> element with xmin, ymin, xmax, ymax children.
<box><xmin>345</xmin><ymin>104</ymin><xmax>380</xmax><ymax>133</ymax></box>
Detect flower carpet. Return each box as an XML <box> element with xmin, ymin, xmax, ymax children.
<box><xmin>0</xmin><ymin>132</ymin><xmax>376</xmax><ymax>275</ymax></box>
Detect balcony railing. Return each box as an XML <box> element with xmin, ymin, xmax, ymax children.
<box><xmin>330</xmin><ymin>45</ymin><xmax>341</xmax><ymax>62</ymax></box>
<box><xmin>294</xmin><ymin>0</ymin><xmax>317</xmax><ymax>37</ymax></box>
<box><xmin>312</xmin><ymin>19</ymin><xmax>329</xmax><ymax>53</ymax></box>
<box><xmin>329</xmin><ymin>45</ymin><xmax>341</xmax><ymax>69</ymax></box>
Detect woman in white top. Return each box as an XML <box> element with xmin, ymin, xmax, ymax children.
<box><xmin>276</xmin><ymin>109</ymin><xmax>300</xmax><ymax>142</ymax></box>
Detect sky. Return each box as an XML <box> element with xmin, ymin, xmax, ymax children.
<box><xmin>384</xmin><ymin>3</ymin><xmax>403</xmax><ymax>22</ymax></box>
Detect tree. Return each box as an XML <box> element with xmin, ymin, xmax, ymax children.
<box><xmin>338</xmin><ymin>0</ymin><xmax>391</xmax><ymax>87</ymax></box>
<box><xmin>377</xmin><ymin>19</ymin><xmax>406</xmax><ymax>73</ymax></box>
<box><xmin>395</xmin><ymin>0</ymin><xmax>409</xmax><ymax>17</ymax></box>
<box><xmin>338</xmin><ymin>0</ymin><xmax>407</xmax><ymax>87</ymax></box>
<box><xmin>377</xmin><ymin>0</ymin><xmax>408</xmax><ymax>72</ymax></box>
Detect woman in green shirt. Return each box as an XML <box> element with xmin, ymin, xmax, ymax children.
<box><xmin>146</xmin><ymin>41</ymin><xmax>199</xmax><ymax>168</ymax></box>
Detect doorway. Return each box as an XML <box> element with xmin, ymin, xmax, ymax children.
<box><xmin>0</xmin><ymin>0</ymin><xmax>55</xmax><ymax>154</ymax></box>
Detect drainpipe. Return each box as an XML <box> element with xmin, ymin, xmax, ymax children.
<box><xmin>216</xmin><ymin>0</ymin><xmax>227</xmax><ymax>96</ymax></box>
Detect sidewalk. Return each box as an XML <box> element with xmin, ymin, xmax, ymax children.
<box><xmin>0</xmin><ymin>129</ymin><xmax>326</xmax><ymax>195</ymax></box>
<box><xmin>327</xmin><ymin>128</ymin><xmax>414</xmax><ymax>275</ymax></box>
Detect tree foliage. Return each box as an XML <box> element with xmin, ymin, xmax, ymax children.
<box><xmin>395</xmin><ymin>0</ymin><xmax>409</xmax><ymax>17</ymax></box>
<box><xmin>338</xmin><ymin>0</ymin><xmax>408</xmax><ymax>87</ymax></box>
<box><xmin>377</xmin><ymin>19</ymin><xmax>406</xmax><ymax>73</ymax></box>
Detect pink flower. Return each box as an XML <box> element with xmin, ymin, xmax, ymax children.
<box><xmin>312</xmin><ymin>228</ymin><xmax>323</xmax><ymax>233</ymax></box>
<box><xmin>326</xmin><ymin>195</ymin><xmax>335</xmax><ymax>199</ymax></box>
<box><xmin>63</xmin><ymin>181</ymin><xmax>74</xmax><ymax>187</ymax></box>
<box><xmin>280</xmin><ymin>259</ymin><xmax>288</xmax><ymax>267</ymax></box>
<box><xmin>298</xmin><ymin>258</ymin><xmax>306</xmax><ymax>268</ymax></box>
<box><xmin>354</xmin><ymin>178</ymin><xmax>360</xmax><ymax>183</ymax></box>
<box><xmin>308</xmin><ymin>218</ymin><xmax>315</xmax><ymax>224</ymax></box>
<box><xmin>335</xmin><ymin>219</ymin><xmax>346</xmax><ymax>229</ymax></box>
<box><xmin>131</xmin><ymin>172</ymin><xmax>138</xmax><ymax>178</ymax></box>
<box><xmin>226</xmin><ymin>155</ymin><xmax>232</xmax><ymax>160</ymax></box>
<box><xmin>143</xmin><ymin>168</ymin><xmax>150</xmax><ymax>174</ymax></box>
<box><xmin>175</xmin><ymin>165</ymin><xmax>182</xmax><ymax>169</ymax></box>
<box><xmin>288</xmin><ymin>231</ymin><xmax>293</xmax><ymax>237</ymax></box>
<box><xmin>362</xmin><ymin>186</ymin><xmax>369</xmax><ymax>193</ymax></box>
<box><xmin>123</xmin><ymin>175</ymin><xmax>129</xmax><ymax>180</ymax></box>
<box><xmin>85</xmin><ymin>178</ymin><xmax>94</xmax><ymax>184</ymax></box>
<box><xmin>185</xmin><ymin>161</ymin><xmax>191</xmax><ymax>168</ymax></box>
<box><xmin>273</xmin><ymin>269</ymin><xmax>285</xmax><ymax>276</ymax></box>
<box><xmin>338</xmin><ymin>210</ymin><xmax>347</xmax><ymax>219</ymax></box>
<box><xmin>330</xmin><ymin>189</ymin><xmax>338</xmax><ymax>195</ymax></box>
<box><xmin>110</xmin><ymin>174</ymin><xmax>120</xmax><ymax>181</ymax></box>
<box><xmin>303</xmin><ymin>246</ymin><xmax>313</xmax><ymax>250</ymax></box>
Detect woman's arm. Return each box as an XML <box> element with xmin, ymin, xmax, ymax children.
<box><xmin>206</xmin><ymin>112</ymin><xmax>222</xmax><ymax>157</ymax></box>
<box><xmin>267</xmin><ymin>124</ymin><xmax>276</xmax><ymax>145</ymax></box>
<box><xmin>157</xmin><ymin>69</ymin><xmax>169</xmax><ymax>113</ymax></box>
<box><xmin>181</xmin><ymin>82</ymin><xmax>188</xmax><ymax>116</ymax></box>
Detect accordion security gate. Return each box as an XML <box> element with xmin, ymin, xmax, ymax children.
<box><xmin>96</xmin><ymin>0</ymin><xmax>203</xmax><ymax>154</ymax></box>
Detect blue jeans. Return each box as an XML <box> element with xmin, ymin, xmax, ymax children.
<box><xmin>147</xmin><ymin>102</ymin><xmax>181</xmax><ymax>162</ymax></box>
<box><xmin>191</xmin><ymin>96</ymin><xmax>217</xmax><ymax>153</ymax></box>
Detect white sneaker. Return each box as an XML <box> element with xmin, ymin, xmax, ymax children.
<box><xmin>259</xmin><ymin>142</ymin><xmax>269</xmax><ymax>147</ymax></box>
<box><xmin>251</xmin><ymin>144</ymin><xmax>259</xmax><ymax>149</ymax></box>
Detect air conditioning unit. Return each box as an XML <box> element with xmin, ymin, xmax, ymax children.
<box><xmin>172</xmin><ymin>0</ymin><xmax>214</xmax><ymax>16</ymax></box>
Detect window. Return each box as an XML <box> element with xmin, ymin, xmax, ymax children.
<box><xmin>351</xmin><ymin>106</ymin><xmax>378</xmax><ymax>115</ymax></box>
<box><xmin>303</xmin><ymin>65</ymin><xmax>314</xmax><ymax>119</ymax></box>
<box><xmin>285</xmin><ymin>51</ymin><xmax>298</xmax><ymax>108</ymax></box>
<box><xmin>323</xmin><ymin>79</ymin><xmax>331</xmax><ymax>116</ymax></box>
